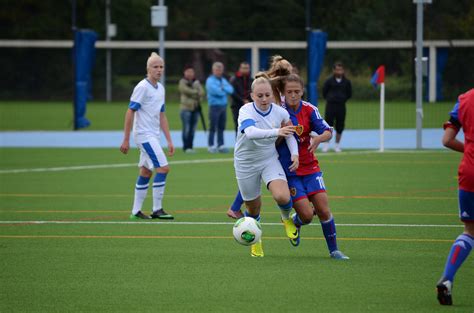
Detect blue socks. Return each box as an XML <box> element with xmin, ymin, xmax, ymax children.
<box><xmin>278</xmin><ymin>200</ymin><xmax>293</xmax><ymax>219</ymax></box>
<box><xmin>321</xmin><ymin>215</ymin><xmax>338</xmax><ymax>253</ymax></box>
<box><xmin>442</xmin><ymin>233</ymin><xmax>473</xmax><ymax>282</ymax></box>
<box><xmin>231</xmin><ymin>191</ymin><xmax>244</xmax><ymax>212</ymax></box>
<box><xmin>244</xmin><ymin>211</ymin><xmax>261</xmax><ymax>222</ymax></box>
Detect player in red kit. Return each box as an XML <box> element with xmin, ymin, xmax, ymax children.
<box><xmin>277</xmin><ymin>74</ymin><xmax>349</xmax><ymax>260</ymax></box>
<box><xmin>436</xmin><ymin>88</ymin><xmax>474</xmax><ymax>305</ymax></box>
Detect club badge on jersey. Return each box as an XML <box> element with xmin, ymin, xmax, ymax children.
<box><xmin>294</xmin><ymin>125</ymin><xmax>304</xmax><ymax>136</ymax></box>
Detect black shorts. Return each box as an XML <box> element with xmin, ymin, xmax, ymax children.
<box><xmin>324</xmin><ymin>103</ymin><xmax>346</xmax><ymax>134</ymax></box>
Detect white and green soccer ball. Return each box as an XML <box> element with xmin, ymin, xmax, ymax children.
<box><xmin>232</xmin><ymin>217</ymin><xmax>262</xmax><ymax>246</ymax></box>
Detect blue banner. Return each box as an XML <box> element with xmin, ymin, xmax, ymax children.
<box><xmin>73</xmin><ymin>29</ymin><xmax>97</xmax><ymax>129</ymax></box>
<box><xmin>307</xmin><ymin>30</ymin><xmax>327</xmax><ymax>106</ymax></box>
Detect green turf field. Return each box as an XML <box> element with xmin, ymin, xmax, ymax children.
<box><xmin>0</xmin><ymin>100</ymin><xmax>452</xmax><ymax>131</ymax></box>
<box><xmin>0</xmin><ymin>148</ymin><xmax>472</xmax><ymax>312</ymax></box>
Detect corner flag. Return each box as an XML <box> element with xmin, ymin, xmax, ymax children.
<box><xmin>371</xmin><ymin>65</ymin><xmax>385</xmax><ymax>88</ymax></box>
<box><xmin>371</xmin><ymin>65</ymin><xmax>386</xmax><ymax>152</ymax></box>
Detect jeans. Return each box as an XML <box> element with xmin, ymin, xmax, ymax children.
<box><xmin>180</xmin><ymin>110</ymin><xmax>199</xmax><ymax>150</ymax></box>
<box><xmin>208</xmin><ymin>105</ymin><xmax>227</xmax><ymax>147</ymax></box>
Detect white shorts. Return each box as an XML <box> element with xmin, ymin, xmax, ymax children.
<box><xmin>136</xmin><ymin>138</ymin><xmax>168</xmax><ymax>170</ymax></box>
<box><xmin>235</xmin><ymin>159</ymin><xmax>287</xmax><ymax>201</ymax></box>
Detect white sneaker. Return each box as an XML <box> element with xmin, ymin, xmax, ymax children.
<box><xmin>322</xmin><ymin>143</ymin><xmax>329</xmax><ymax>153</ymax></box>
<box><xmin>184</xmin><ymin>149</ymin><xmax>196</xmax><ymax>154</ymax></box>
<box><xmin>208</xmin><ymin>147</ymin><xmax>217</xmax><ymax>153</ymax></box>
<box><xmin>334</xmin><ymin>145</ymin><xmax>342</xmax><ymax>153</ymax></box>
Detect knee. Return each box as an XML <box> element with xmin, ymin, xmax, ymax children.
<box><xmin>299</xmin><ymin>211</ymin><xmax>314</xmax><ymax>224</ymax></box>
<box><xmin>156</xmin><ymin>166</ymin><xmax>170</xmax><ymax>174</ymax></box>
<box><xmin>274</xmin><ymin>193</ymin><xmax>291</xmax><ymax>206</ymax></box>
<box><xmin>140</xmin><ymin>167</ymin><xmax>153</xmax><ymax>177</ymax></box>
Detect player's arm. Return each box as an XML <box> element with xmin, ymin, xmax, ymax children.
<box><xmin>308</xmin><ymin>109</ymin><xmax>333</xmax><ymax>153</ymax></box>
<box><xmin>442</xmin><ymin>101</ymin><xmax>464</xmax><ymax>153</ymax></box>
<box><xmin>442</xmin><ymin>127</ymin><xmax>463</xmax><ymax>152</ymax></box>
<box><xmin>160</xmin><ymin>111</ymin><xmax>175</xmax><ymax>156</ymax></box>
<box><xmin>120</xmin><ymin>108</ymin><xmax>135</xmax><ymax>154</ymax></box>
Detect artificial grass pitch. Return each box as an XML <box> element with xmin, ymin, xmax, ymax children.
<box><xmin>0</xmin><ymin>148</ymin><xmax>473</xmax><ymax>312</ymax></box>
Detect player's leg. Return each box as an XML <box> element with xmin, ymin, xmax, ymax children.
<box><xmin>208</xmin><ymin>106</ymin><xmax>217</xmax><ymax>153</ymax></box>
<box><xmin>217</xmin><ymin>106</ymin><xmax>228</xmax><ymax>153</ymax></box>
<box><xmin>140</xmin><ymin>139</ymin><xmax>173</xmax><ymax>219</ymax></box>
<box><xmin>288</xmin><ymin>176</ymin><xmax>314</xmax><ymax>246</ymax></box>
<box><xmin>323</xmin><ymin>105</ymin><xmax>335</xmax><ymax>152</ymax></box>
<box><xmin>334</xmin><ymin>105</ymin><xmax>346</xmax><ymax>152</ymax></box>
<box><xmin>237</xmin><ymin>171</ymin><xmax>264</xmax><ymax>257</ymax></box>
<box><xmin>436</xmin><ymin>189</ymin><xmax>474</xmax><ymax>305</ymax></box>
<box><xmin>307</xmin><ymin>173</ymin><xmax>349</xmax><ymax>259</ymax></box>
<box><xmin>130</xmin><ymin>164</ymin><xmax>153</xmax><ymax>220</ymax></box>
<box><xmin>227</xmin><ymin>190</ymin><xmax>244</xmax><ymax>219</ymax></box>
<box><xmin>262</xmin><ymin>161</ymin><xmax>298</xmax><ymax>239</ymax></box>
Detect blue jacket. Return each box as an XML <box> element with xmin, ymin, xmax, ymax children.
<box><xmin>205</xmin><ymin>75</ymin><xmax>234</xmax><ymax>106</ymax></box>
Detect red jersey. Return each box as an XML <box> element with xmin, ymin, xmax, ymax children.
<box><xmin>277</xmin><ymin>101</ymin><xmax>332</xmax><ymax>176</ymax></box>
<box><xmin>445</xmin><ymin>89</ymin><xmax>474</xmax><ymax>192</ymax></box>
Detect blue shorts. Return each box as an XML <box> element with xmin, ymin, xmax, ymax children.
<box><xmin>459</xmin><ymin>189</ymin><xmax>474</xmax><ymax>222</ymax></box>
<box><xmin>287</xmin><ymin>172</ymin><xmax>326</xmax><ymax>202</ymax></box>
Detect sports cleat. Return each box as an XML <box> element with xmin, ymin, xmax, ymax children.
<box><xmin>281</xmin><ymin>218</ymin><xmax>299</xmax><ymax>239</ymax></box>
<box><xmin>322</xmin><ymin>143</ymin><xmax>329</xmax><ymax>153</ymax></box>
<box><xmin>251</xmin><ymin>240</ymin><xmax>264</xmax><ymax>257</ymax></box>
<box><xmin>130</xmin><ymin>211</ymin><xmax>151</xmax><ymax>220</ymax></box>
<box><xmin>150</xmin><ymin>209</ymin><xmax>174</xmax><ymax>220</ymax></box>
<box><xmin>436</xmin><ymin>278</ymin><xmax>453</xmax><ymax>305</ymax></box>
<box><xmin>289</xmin><ymin>225</ymin><xmax>301</xmax><ymax>247</ymax></box>
<box><xmin>226</xmin><ymin>207</ymin><xmax>244</xmax><ymax>219</ymax></box>
<box><xmin>330</xmin><ymin>250</ymin><xmax>350</xmax><ymax>260</ymax></box>
<box><xmin>218</xmin><ymin>145</ymin><xmax>229</xmax><ymax>153</ymax></box>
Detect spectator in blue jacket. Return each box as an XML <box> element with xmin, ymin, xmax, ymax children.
<box><xmin>205</xmin><ymin>62</ymin><xmax>234</xmax><ymax>153</ymax></box>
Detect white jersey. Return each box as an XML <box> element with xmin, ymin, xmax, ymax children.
<box><xmin>129</xmin><ymin>78</ymin><xmax>166</xmax><ymax>143</ymax></box>
<box><xmin>234</xmin><ymin>102</ymin><xmax>290</xmax><ymax>174</ymax></box>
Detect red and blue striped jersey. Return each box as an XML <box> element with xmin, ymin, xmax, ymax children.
<box><xmin>277</xmin><ymin>101</ymin><xmax>332</xmax><ymax>176</ymax></box>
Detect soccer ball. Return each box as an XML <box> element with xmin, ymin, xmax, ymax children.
<box><xmin>232</xmin><ymin>217</ymin><xmax>262</xmax><ymax>246</ymax></box>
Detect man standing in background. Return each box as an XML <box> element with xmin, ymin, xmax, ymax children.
<box><xmin>206</xmin><ymin>62</ymin><xmax>234</xmax><ymax>153</ymax></box>
<box><xmin>230</xmin><ymin>61</ymin><xmax>253</xmax><ymax>135</ymax></box>
<box><xmin>178</xmin><ymin>65</ymin><xmax>204</xmax><ymax>153</ymax></box>
<box><xmin>321</xmin><ymin>62</ymin><xmax>352</xmax><ymax>153</ymax></box>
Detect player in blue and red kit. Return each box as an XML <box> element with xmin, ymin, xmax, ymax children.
<box><xmin>276</xmin><ymin>74</ymin><xmax>349</xmax><ymax>260</ymax></box>
<box><xmin>436</xmin><ymin>88</ymin><xmax>474</xmax><ymax>305</ymax></box>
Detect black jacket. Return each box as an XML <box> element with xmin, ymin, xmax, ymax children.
<box><xmin>322</xmin><ymin>76</ymin><xmax>352</xmax><ymax>105</ymax></box>
<box><xmin>230</xmin><ymin>72</ymin><xmax>253</xmax><ymax>109</ymax></box>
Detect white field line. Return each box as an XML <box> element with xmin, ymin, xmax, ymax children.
<box><xmin>0</xmin><ymin>150</ymin><xmax>449</xmax><ymax>174</ymax></box>
<box><xmin>0</xmin><ymin>220</ymin><xmax>462</xmax><ymax>228</ymax></box>
<box><xmin>0</xmin><ymin>158</ymin><xmax>234</xmax><ymax>174</ymax></box>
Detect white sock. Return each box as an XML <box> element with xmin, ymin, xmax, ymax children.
<box><xmin>152</xmin><ymin>173</ymin><xmax>167</xmax><ymax>212</ymax></box>
<box><xmin>278</xmin><ymin>201</ymin><xmax>292</xmax><ymax>220</ymax></box>
<box><xmin>132</xmin><ymin>176</ymin><xmax>150</xmax><ymax>214</ymax></box>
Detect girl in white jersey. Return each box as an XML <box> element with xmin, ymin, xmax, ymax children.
<box><xmin>120</xmin><ymin>52</ymin><xmax>175</xmax><ymax>220</ymax></box>
<box><xmin>234</xmin><ymin>74</ymin><xmax>299</xmax><ymax>257</ymax></box>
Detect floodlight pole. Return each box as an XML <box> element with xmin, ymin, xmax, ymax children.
<box><xmin>158</xmin><ymin>0</ymin><xmax>165</xmax><ymax>86</ymax></box>
<box><xmin>414</xmin><ymin>0</ymin><xmax>431</xmax><ymax>149</ymax></box>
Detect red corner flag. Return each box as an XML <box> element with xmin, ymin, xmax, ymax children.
<box><xmin>371</xmin><ymin>65</ymin><xmax>385</xmax><ymax>87</ymax></box>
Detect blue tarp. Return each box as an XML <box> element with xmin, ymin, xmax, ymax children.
<box><xmin>307</xmin><ymin>30</ymin><xmax>327</xmax><ymax>106</ymax></box>
<box><xmin>73</xmin><ymin>30</ymin><xmax>97</xmax><ymax>130</ymax></box>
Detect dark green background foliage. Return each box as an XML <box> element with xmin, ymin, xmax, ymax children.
<box><xmin>0</xmin><ymin>0</ymin><xmax>473</xmax><ymax>100</ymax></box>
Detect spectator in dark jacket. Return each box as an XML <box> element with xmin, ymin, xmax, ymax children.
<box><xmin>322</xmin><ymin>62</ymin><xmax>352</xmax><ymax>152</ymax></box>
<box><xmin>230</xmin><ymin>62</ymin><xmax>253</xmax><ymax>134</ymax></box>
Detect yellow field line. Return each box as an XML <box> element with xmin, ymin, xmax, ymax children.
<box><xmin>0</xmin><ymin>193</ymin><xmax>457</xmax><ymax>200</ymax></box>
<box><xmin>0</xmin><ymin>234</ymin><xmax>453</xmax><ymax>243</ymax></box>
<box><xmin>0</xmin><ymin>209</ymin><xmax>458</xmax><ymax>217</ymax></box>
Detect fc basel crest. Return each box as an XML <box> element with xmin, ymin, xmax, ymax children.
<box><xmin>294</xmin><ymin>125</ymin><xmax>304</xmax><ymax>136</ymax></box>
<box><xmin>290</xmin><ymin>187</ymin><xmax>297</xmax><ymax>197</ymax></box>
